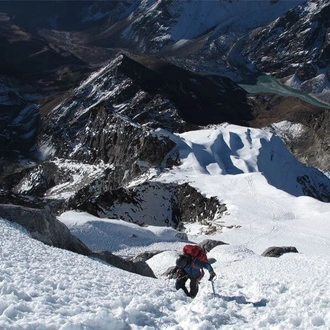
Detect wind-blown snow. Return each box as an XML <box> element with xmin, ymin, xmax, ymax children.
<box><xmin>2</xmin><ymin>123</ymin><xmax>330</xmax><ymax>329</ymax></box>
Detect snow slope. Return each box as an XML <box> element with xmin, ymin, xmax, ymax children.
<box><xmin>118</xmin><ymin>0</ymin><xmax>305</xmax><ymax>57</ymax></box>
<box><xmin>167</xmin><ymin>0</ymin><xmax>306</xmax><ymax>40</ymax></box>
<box><xmin>2</xmin><ymin>123</ymin><xmax>330</xmax><ymax>329</ymax></box>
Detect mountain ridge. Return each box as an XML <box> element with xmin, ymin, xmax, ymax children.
<box><xmin>2</xmin><ymin>0</ymin><xmax>330</xmax><ymax>225</ymax></box>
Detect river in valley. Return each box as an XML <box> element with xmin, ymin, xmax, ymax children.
<box><xmin>239</xmin><ymin>74</ymin><xmax>330</xmax><ymax>109</ymax></box>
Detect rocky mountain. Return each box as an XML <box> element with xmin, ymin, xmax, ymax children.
<box><xmin>2</xmin><ymin>0</ymin><xmax>330</xmax><ymax>238</ymax></box>
<box><xmin>0</xmin><ymin>1</ymin><xmax>306</xmax><ymax>75</ymax></box>
<box><xmin>1</xmin><ymin>0</ymin><xmax>327</xmax><ymax>90</ymax></box>
<box><xmin>2</xmin><ymin>53</ymin><xmax>246</xmax><ymax>225</ymax></box>
<box><xmin>240</xmin><ymin>0</ymin><xmax>330</xmax><ymax>103</ymax></box>
<box><xmin>1</xmin><ymin>52</ymin><xmax>330</xmax><ymax>228</ymax></box>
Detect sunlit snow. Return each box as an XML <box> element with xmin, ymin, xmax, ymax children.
<box><xmin>2</xmin><ymin>123</ymin><xmax>330</xmax><ymax>329</ymax></box>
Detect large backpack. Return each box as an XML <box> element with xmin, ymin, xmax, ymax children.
<box><xmin>182</xmin><ymin>244</ymin><xmax>208</xmax><ymax>263</ymax></box>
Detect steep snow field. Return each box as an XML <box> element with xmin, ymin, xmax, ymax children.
<box><xmin>2</xmin><ymin>124</ymin><xmax>330</xmax><ymax>329</ymax></box>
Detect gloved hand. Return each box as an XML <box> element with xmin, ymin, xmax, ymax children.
<box><xmin>209</xmin><ymin>270</ymin><xmax>216</xmax><ymax>281</ymax></box>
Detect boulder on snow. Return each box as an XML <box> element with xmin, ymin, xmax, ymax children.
<box><xmin>261</xmin><ymin>246</ymin><xmax>299</xmax><ymax>258</ymax></box>
<box><xmin>91</xmin><ymin>251</ymin><xmax>156</xmax><ymax>278</ymax></box>
<box><xmin>198</xmin><ymin>239</ymin><xmax>228</xmax><ymax>252</ymax></box>
<box><xmin>175</xmin><ymin>232</ymin><xmax>188</xmax><ymax>240</ymax></box>
<box><xmin>0</xmin><ymin>204</ymin><xmax>91</xmax><ymax>255</ymax></box>
<box><xmin>0</xmin><ymin>204</ymin><xmax>159</xmax><ymax>278</ymax></box>
<box><xmin>127</xmin><ymin>250</ymin><xmax>163</xmax><ymax>263</ymax></box>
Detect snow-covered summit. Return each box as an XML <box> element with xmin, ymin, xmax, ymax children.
<box><xmin>155</xmin><ymin>123</ymin><xmax>330</xmax><ymax>200</ymax></box>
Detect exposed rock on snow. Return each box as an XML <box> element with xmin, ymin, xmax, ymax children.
<box><xmin>198</xmin><ymin>239</ymin><xmax>229</xmax><ymax>252</ymax></box>
<box><xmin>90</xmin><ymin>250</ymin><xmax>156</xmax><ymax>278</ymax></box>
<box><xmin>73</xmin><ymin>181</ymin><xmax>227</xmax><ymax>228</ymax></box>
<box><xmin>127</xmin><ymin>250</ymin><xmax>164</xmax><ymax>263</ymax></box>
<box><xmin>0</xmin><ymin>204</ymin><xmax>90</xmax><ymax>255</ymax></box>
<box><xmin>261</xmin><ymin>246</ymin><xmax>299</xmax><ymax>258</ymax></box>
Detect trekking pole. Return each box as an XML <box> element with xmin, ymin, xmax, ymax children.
<box><xmin>210</xmin><ymin>279</ymin><xmax>216</xmax><ymax>297</ymax></box>
<box><xmin>209</xmin><ymin>274</ymin><xmax>217</xmax><ymax>297</ymax></box>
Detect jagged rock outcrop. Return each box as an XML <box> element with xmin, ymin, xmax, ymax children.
<box><xmin>70</xmin><ymin>181</ymin><xmax>227</xmax><ymax>228</ymax></box>
<box><xmin>38</xmin><ymin>54</ymin><xmax>253</xmax><ymax>142</ymax></box>
<box><xmin>176</xmin><ymin>184</ymin><xmax>227</xmax><ymax>225</ymax></box>
<box><xmin>261</xmin><ymin>246</ymin><xmax>299</xmax><ymax>258</ymax></box>
<box><xmin>10</xmin><ymin>125</ymin><xmax>176</xmax><ymax>200</ymax></box>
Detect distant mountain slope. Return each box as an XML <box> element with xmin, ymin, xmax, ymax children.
<box><xmin>2</xmin><ymin>0</ymin><xmax>330</xmax><ymax>220</ymax></box>
<box><xmin>0</xmin><ymin>0</ymin><xmax>305</xmax><ymax>71</ymax></box>
<box><xmin>241</xmin><ymin>0</ymin><xmax>330</xmax><ymax>103</ymax></box>
<box><xmin>0</xmin><ymin>11</ymin><xmax>87</xmax><ymax>81</ymax></box>
<box><xmin>2</xmin><ymin>52</ymin><xmax>330</xmax><ymax>211</ymax></box>
<box><xmin>88</xmin><ymin>0</ymin><xmax>305</xmax><ymax>48</ymax></box>
<box><xmin>37</xmin><ymin>53</ymin><xmax>252</xmax><ymax>159</ymax></box>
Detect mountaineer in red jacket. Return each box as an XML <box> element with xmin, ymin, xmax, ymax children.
<box><xmin>175</xmin><ymin>254</ymin><xmax>216</xmax><ymax>298</ymax></box>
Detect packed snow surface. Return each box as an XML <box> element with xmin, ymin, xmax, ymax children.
<box><xmin>2</xmin><ymin>124</ymin><xmax>330</xmax><ymax>329</ymax></box>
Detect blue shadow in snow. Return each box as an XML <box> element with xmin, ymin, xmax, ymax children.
<box><xmin>214</xmin><ymin>294</ymin><xmax>268</xmax><ymax>307</ymax></box>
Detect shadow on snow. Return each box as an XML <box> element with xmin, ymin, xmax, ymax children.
<box><xmin>212</xmin><ymin>294</ymin><xmax>268</xmax><ymax>307</ymax></box>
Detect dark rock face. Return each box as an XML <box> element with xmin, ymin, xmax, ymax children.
<box><xmin>176</xmin><ymin>184</ymin><xmax>228</xmax><ymax>225</ymax></box>
<box><xmin>0</xmin><ymin>204</ymin><xmax>91</xmax><ymax>255</ymax></box>
<box><xmin>261</xmin><ymin>246</ymin><xmax>299</xmax><ymax>258</ymax></box>
<box><xmin>16</xmin><ymin>121</ymin><xmax>176</xmax><ymax>200</ymax></box>
<box><xmin>71</xmin><ymin>181</ymin><xmax>227</xmax><ymax>228</ymax></box>
<box><xmin>0</xmin><ymin>76</ymin><xmax>41</xmax><ymax>161</ymax></box>
<box><xmin>117</xmin><ymin>55</ymin><xmax>253</xmax><ymax>126</ymax></box>
<box><xmin>72</xmin><ymin>182</ymin><xmax>180</xmax><ymax>227</ymax></box>
<box><xmin>0</xmin><ymin>11</ymin><xmax>88</xmax><ymax>89</ymax></box>
<box><xmin>38</xmin><ymin>54</ymin><xmax>253</xmax><ymax>142</ymax></box>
